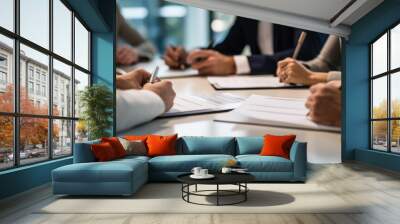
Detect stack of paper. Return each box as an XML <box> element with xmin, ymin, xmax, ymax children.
<box><xmin>207</xmin><ymin>75</ymin><xmax>303</xmax><ymax>90</ymax></box>
<box><xmin>214</xmin><ymin>95</ymin><xmax>340</xmax><ymax>132</ymax></box>
<box><xmin>160</xmin><ymin>92</ymin><xmax>245</xmax><ymax>118</ymax></box>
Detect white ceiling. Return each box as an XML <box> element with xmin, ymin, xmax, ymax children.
<box><xmin>166</xmin><ymin>0</ymin><xmax>383</xmax><ymax>37</ymax></box>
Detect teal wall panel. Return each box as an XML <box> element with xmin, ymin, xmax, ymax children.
<box><xmin>355</xmin><ymin>149</ymin><xmax>400</xmax><ymax>172</ymax></box>
<box><xmin>92</xmin><ymin>32</ymin><xmax>116</xmax><ymax>135</ymax></box>
<box><xmin>344</xmin><ymin>0</ymin><xmax>400</xmax><ymax>172</ymax></box>
<box><xmin>0</xmin><ymin>158</ymin><xmax>72</xmax><ymax>199</ymax></box>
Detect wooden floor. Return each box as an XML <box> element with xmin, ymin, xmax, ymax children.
<box><xmin>1</xmin><ymin>162</ymin><xmax>400</xmax><ymax>224</ymax></box>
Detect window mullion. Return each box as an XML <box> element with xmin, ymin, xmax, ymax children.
<box><xmin>387</xmin><ymin>30</ymin><xmax>391</xmax><ymax>152</ymax></box>
<box><xmin>48</xmin><ymin>0</ymin><xmax>54</xmax><ymax>160</ymax></box>
<box><xmin>71</xmin><ymin>11</ymin><xmax>76</xmax><ymax>155</ymax></box>
<box><xmin>370</xmin><ymin>45</ymin><xmax>373</xmax><ymax>149</ymax></box>
<box><xmin>13</xmin><ymin>0</ymin><xmax>20</xmax><ymax>167</ymax></box>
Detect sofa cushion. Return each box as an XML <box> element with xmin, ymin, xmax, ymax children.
<box><xmin>53</xmin><ymin>158</ymin><xmax>147</xmax><ymax>183</ymax></box>
<box><xmin>177</xmin><ymin>137</ymin><xmax>236</xmax><ymax>155</ymax></box>
<box><xmin>147</xmin><ymin>134</ymin><xmax>178</xmax><ymax>157</ymax></box>
<box><xmin>91</xmin><ymin>142</ymin><xmax>118</xmax><ymax>162</ymax></box>
<box><xmin>260</xmin><ymin>134</ymin><xmax>296</xmax><ymax>159</ymax></box>
<box><xmin>101</xmin><ymin>137</ymin><xmax>127</xmax><ymax>158</ymax></box>
<box><xmin>236</xmin><ymin>155</ymin><xmax>293</xmax><ymax>172</ymax></box>
<box><xmin>118</xmin><ymin>138</ymin><xmax>147</xmax><ymax>156</ymax></box>
<box><xmin>149</xmin><ymin>154</ymin><xmax>235</xmax><ymax>172</ymax></box>
<box><xmin>236</xmin><ymin>137</ymin><xmax>263</xmax><ymax>155</ymax></box>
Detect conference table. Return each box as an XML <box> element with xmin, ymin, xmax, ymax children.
<box><xmin>119</xmin><ymin>60</ymin><xmax>341</xmax><ymax>164</ymax></box>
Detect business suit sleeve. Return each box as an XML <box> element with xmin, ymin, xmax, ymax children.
<box><xmin>116</xmin><ymin>8</ymin><xmax>156</xmax><ymax>60</ymax></box>
<box><xmin>247</xmin><ymin>31</ymin><xmax>327</xmax><ymax>75</ymax></box>
<box><xmin>247</xmin><ymin>49</ymin><xmax>294</xmax><ymax>74</ymax></box>
<box><xmin>212</xmin><ymin>17</ymin><xmax>248</xmax><ymax>55</ymax></box>
<box><xmin>116</xmin><ymin>89</ymin><xmax>165</xmax><ymax>132</ymax></box>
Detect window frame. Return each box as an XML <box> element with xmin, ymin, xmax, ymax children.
<box><xmin>370</xmin><ymin>20</ymin><xmax>400</xmax><ymax>154</ymax></box>
<box><xmin>0</xmin><ymin>0</ymin><xmax>92</xmax><ymax>171</ymax></box>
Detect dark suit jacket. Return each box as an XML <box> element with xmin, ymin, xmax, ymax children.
<box><xmin>213</xmin><ymin>17</ymin><xmax>327</xmax><ymax>74</ymax></box>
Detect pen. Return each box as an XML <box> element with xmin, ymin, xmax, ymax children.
<box><xmin>292</xmin><ymin>31</ymin><xmax>307</xmax><ymax>59</ymax></box>
<box><xmin>149</xmin><ymin>66</ymin><xmax>159</xmax><ymax>83</ymax></box>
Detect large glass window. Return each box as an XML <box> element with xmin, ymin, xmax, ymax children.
<box><xmin>20</xmin><ymin>0</ymin><xmax>49</xmax><ymax>49</ymax></box>
<box><xmin>74</xmin><ymin>18</ymin><xmax>89</xmax><ymax>70</ymax></box>
<box><xmin>53</xmin><ymin>0</ymin><xmax>72</xmax><ymax>60</ymax></box>
<box><xmin>0</xmin><ymin>116</ymin><xmax>13</xmax><ymax>170</ymax></box>
<box><xmin>370</xmin><ymin>23</ymin><xmax>400</xmax><ymax>153</ymax></box>
<box><xmin>0</xmin><ymin>0</ymin><xmax>14</xmax><ymax>32</ymax></box>
<box><xmin>0</xmin><ymin>35</ymin><xmax>14</xmax><ymax>113</ymax></box>
<box><xmin>0</xmin><ymin>0</ymin><xmax>91</xmax><ymax>170</ymax></box>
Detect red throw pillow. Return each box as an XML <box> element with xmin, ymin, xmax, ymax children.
<box><xmin>260</xmin><ymin>134</ymin><xmax>296</xmax><ymax>159</ymax></box>
<box><xmin>146</xmin><ymin>134</ymin><xmax>178</xmax><ymax>157</ymax></box>
<box><xmin>124</xmin><ymin>135</ymin><xmax>148</xmax><ymax>142</ymax></box>
<box><xmin>101</xmin><ymin>137</ymin><xmax>126</xmax><ymax>158</ymax></box>
<box><xmin>91</xmin><ymin>142</ymin><xmax>117</xmax><ymax>162</ymax></box>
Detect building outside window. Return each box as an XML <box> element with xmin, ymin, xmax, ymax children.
<box><xmin>0</xmin><ymin>0</ymin><xmax>91</xmax><ymax>170</ymax></box>
<box><xmin>28</xmin><ymin>81</ymin><xmax>34</xmax><ymax>94</ymax></box>
<box><xmin>35</xmin><ymin>83</ymin><xmax>40</xmax><ymax>95</ymax></box>
<box><xmin>0</xmin><ymin>54</ymin><xmax>7</xmax><ymax>90</ymax></box>
<box><xmin>41</xmin><ymin>85</ymin><xmax>46</xmax><ymax>97</ymax></box>
<box><xmin>370</xmin><ymin>22</ymin><xmax>400</xmax><ymax>153</ymax></box>
<box><xmin>28</xmin><ymin>66</ymin><xmax>34</xmax><ymax>80</ymax></box>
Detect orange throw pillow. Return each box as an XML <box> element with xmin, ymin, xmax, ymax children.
<box><xmin>91</xmin><ymin>142</ymin><xmax>117</xmax><ymax>162</ymax></box>
<box><xmin>101</xmin><ymin>137</ymin><xmax>126</xmax><ymax>158</ymax></box>
<box><xmin>124</xmin><ymin>135</ymin><xmax>148</xmax><ymax>141</ymax></box>
<box><xmin>146</xmin><ymin>134</ymin><xmax>178</xmax><ymax>157</ymax></box>
<box><xmin>260</xmin><ymin>134</ymin><xmax>296</xmax><ymax>159</ymax></box>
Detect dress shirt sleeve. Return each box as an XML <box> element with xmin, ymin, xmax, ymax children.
<box><xmin>233</xmin><ymin>55</ymin><xmax>251</xmax><ymax>75</ymax></box>
<box><xmin>116</xmin><ymin>89</ymin><xmax>165</xmax><ymax>132</ymax></box>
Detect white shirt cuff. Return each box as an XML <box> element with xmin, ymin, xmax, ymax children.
<box><xmin>327</xmin><ymin>71</ymin><xmax>342</xmax><ymax>81</ymax></box>
<box><xmin>116</xmin><ymin>89</ymin><xmax>165</xmax><ymax>132</ymax></box>
<box><xmin>233</xmin><ymin>55</ymin><xmax>251</xmax><ymax>75</ymax></box>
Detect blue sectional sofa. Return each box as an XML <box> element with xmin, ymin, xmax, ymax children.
<box><xmin>52</xmin><ymin>136</ymin><xmax>307</xmax><ymax>196</ymax></box>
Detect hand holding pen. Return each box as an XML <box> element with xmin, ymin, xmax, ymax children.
<box><xmin>163</xmin><ymin>41</ymin><xmax>214</xmax><ymax>70</ymax></box>
<box><xmin>163</xmin><ymin>45</ymin><xmax>189</xmax><ymax>70</ymax></box>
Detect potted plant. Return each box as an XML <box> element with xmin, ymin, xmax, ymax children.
<box><xmin>79</xmin><ymin>84</ymin><xmax>113</xmax><ymax>140</ymax></box>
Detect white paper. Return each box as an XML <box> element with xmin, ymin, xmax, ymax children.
<box><xmin>207</xmin><ymin>75</ymin><xmax>300</xmax><ymax>89</ymax></box>
<box><xmin>214</xmin><ymin>95</ymin><xmax>341</xmax><ymax>132</ymax></box>
<box><xmin>121</xmin><ymin>58</ymin><xmax>198</xmax><ymax>79</ymax></box>
<box><xmin>160</xmin><ymin>93</ymin><xmax>245</xmax><ymax>118</ymax></box>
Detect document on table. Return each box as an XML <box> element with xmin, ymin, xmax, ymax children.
<box><xmin>120</xmin><ymin>58</ymin><xmax>198</xmax><ymax>78</ymax></box>
<box><xmin>207</xmin><ymin>75</ymin><xmax>304</xmax><ymax>90</ymax></box>
<box><xmin>159</xmin><ymin>93</ymin><xmax>245</xmax><ymax>118</ymax></box>
<box><xmin>214</xmin><ymin>95</ymin><xmax>341</xmax><ymax>132</ymax></box>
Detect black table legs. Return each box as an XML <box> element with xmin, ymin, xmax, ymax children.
<box><xmin>181</xmin><ymin>183</ymin><xmax>249</xmax><ymax>206</ymax></box>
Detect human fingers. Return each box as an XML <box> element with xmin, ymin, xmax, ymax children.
<box><xmin>190</xmin><ymin>57</ymin><xmax>214</xmax><ymax>70</ymax></box>
<box><xmin>164</xmin><ymin>54</ymin><xmax>180</xmax><ymax>68</ymax></box>
<box><xmin>187</xmin><ymin>50</ymin><xmax>216</xmax><ymax>64</ymax></box>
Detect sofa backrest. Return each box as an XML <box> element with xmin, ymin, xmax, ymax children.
<box><xmin>177</xmin><ymin>136</ymin><xmax>236</xmax><ymax>155</ymax></box>
<box><xmin>73</xmin><ymin>136</ymin><xmax>304</xmax><ymax>163</ymax></box>
<box><xmin>235</xmin><ymin>136</ymin><xmax>263</xmax><ymax>155</ymax></box>
<box><xmin>73</xmin><ymin>140</ymin><xmax>100</xmax><ymax>163</ymax></box>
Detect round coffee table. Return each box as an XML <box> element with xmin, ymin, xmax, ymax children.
<box><xmin>177</xmin><ymin>173</ymin><xmax>255</xmax><ymax>206</ymax></box>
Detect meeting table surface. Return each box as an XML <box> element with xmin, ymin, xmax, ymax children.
<box><xmin>119</xmin><ymin>61</ymin><xmax>341</xmax><ymax>164</ymax></box>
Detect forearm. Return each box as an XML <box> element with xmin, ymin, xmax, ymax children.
<box><xmin>308</xmin><ymin>72</ymin><xmax>329</xmax><ymax>85</ymax></box>
<box><xmin>116</xmin><ymin>89</ymin><xmax>165</xmax><ymax>132</ymax></box>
